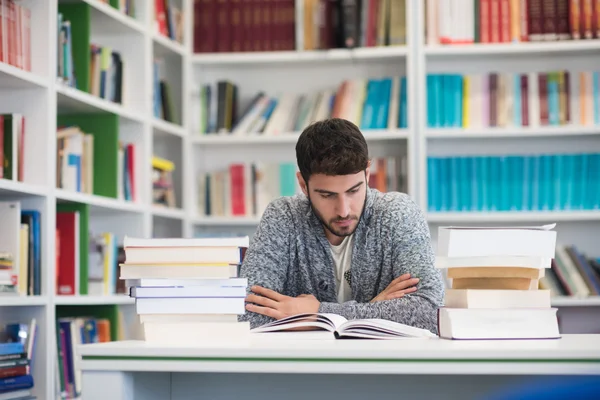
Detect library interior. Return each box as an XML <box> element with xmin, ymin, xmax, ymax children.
<box><xmin>0</xmin><ymin>0</ymin><xmax>599</xmax><ymax>399</ymax></box>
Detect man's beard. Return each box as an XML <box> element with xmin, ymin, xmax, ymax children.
<box><xmin>307</xmin><ymin>192</ymin><xmax>367</xmax><ymax>238</ymax></box>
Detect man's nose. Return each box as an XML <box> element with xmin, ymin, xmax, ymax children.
<box><xmin>336</xmin><ymin>196</ymin><xmax>350</xmax><ymax>217</ymax></box>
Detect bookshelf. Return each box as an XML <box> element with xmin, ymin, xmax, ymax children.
<box><xmin>0</xmin><ymin>0</ymin><xmax>190</xmax><ymax>399</ymax></box>
<box><xmin>0</xmin><ymin>0</ymin><xmax>598</xmax><ymax>398</ymax></box>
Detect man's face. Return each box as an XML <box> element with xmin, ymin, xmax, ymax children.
<box><xmin>298</xmin><ymin>169</ymin><xmax>369</xmax><ymax>240</ymax></box>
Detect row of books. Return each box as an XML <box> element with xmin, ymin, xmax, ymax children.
<box><xmin>542</xmin><ymin>244</ymin><xmax>600</xmax><ymax>297</ymax></box>
<box><xmin>0</xmin><ymin>0</ymin><xmax>31</xmax><ymax>72</ymax></box>
<box><xmin>155</xmin><ymin>0</ymin><xmax>183</xmax><ymax>43</ymax></box>
<box><xmin>56</xmin><ymin>317</ymin><xmax>111</xmax><ymax>399</ymax></box>
<box><xmin>427</xmin><ymin>70</ymin><xmax>600</xmax><ymax>129</ymax></box>
<box><xmin>89</xmin><ymin>45</ymin><xmax>124</xmax><ymax>104</ymax></box>
<box><xmin>196</xmin><ymin>77</ymin><xmax>408</xmax><ymax>135</ymax></box>
<box><xmin>192</xmin><ymin>0</ymin><xmax>407</xmax><ymax>53</ymax></box>
<box><xmin>193</xmin><ymin>0</ymin><xmax>296</xmax><ymax>53</ymax></box>
<box><xmin>0</xmin><ymin>318</ymin><xmax>37</xmax><ymax>397</ymax></box>
<box><xmin>301</xmin><ymin>0</ymin><xmax>407</xmax><ymax>50</ymax></box>
<box><xmin>153</xmin><ymin>59</ymin><xmax>177</xmax><ymax>124</ymax></box>
<box><xmin>197</xmin><ymin>161</ymin><xmax>299</xmax><ymax>218</ymax></box>
<box><xmin>56</xmin><ymin>211</ymin><xmax>125</xmax><ymax>296</ymax></box>
<box><xmin>123</xmin><ymin>236</ymin><xmax>250</xmax><ymax>345</ymax></box>
<box><xmin>1</xmin><ymin>113</ymin><xmax>24</xmax><ymax>182</ymax></box>
<box><xmin>427</xmin><ymin>152</ymin><xmax>600</xmax><ymax>213</ymax></box>
<box><xmin>196</xmin><ymin>156</ymin><xmax>407</xmax><ymax>218</ymax></box>
<box><xmin>426</xmin><ymin>0</ymin><xmax>599</xmax><ymax>45</ymax></box>
<box><xmin>0</xmin><ymin>201</ymin><xmax>41</xmax><ymax>296</ymax></box>
<box><xmin>56</xmin><ymin>126</ymin><xmax>94</xmax><ymax>194</ymax></box>
<box><xmin>436</xmin><ymin>225</ymin><xmax>559</xmax><ymax>339</ymax></box>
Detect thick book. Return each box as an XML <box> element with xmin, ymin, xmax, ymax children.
<box><xmin>251</xmin><ymin>313</ymin><xmax>437</xmax><ymax>340</ymax></box>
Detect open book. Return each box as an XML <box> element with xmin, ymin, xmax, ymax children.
<box><xmin>251</xmin><ymin>313</ymin><xmax>438</xmax><ymax>339</ymax></box>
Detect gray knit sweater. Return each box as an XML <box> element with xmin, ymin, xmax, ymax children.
<box><xmin>238</xmin><ymin>188</ymin><xmax>444</xmax><ymax>334</ymax></box>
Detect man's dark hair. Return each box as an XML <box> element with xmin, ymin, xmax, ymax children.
<box><xmin>295</xmin><ymin>118</ymin><xmax>369</xmax><ymax>183</ymax></box>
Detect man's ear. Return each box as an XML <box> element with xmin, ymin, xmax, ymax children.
<box><xmin>365</xmin><ymin>160</ymin><xmax>371</xmax><ymax>186</ymax></box>
<box><xmin>297</xmin><ymin>171</ymin><xmax>308</xmax><ymax>196</ymax></box>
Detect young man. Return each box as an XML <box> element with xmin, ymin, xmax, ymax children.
<box><xmin>239</xmin><ymin>118</ymin><xmax>444</xmax><ymax>334</ymax></box>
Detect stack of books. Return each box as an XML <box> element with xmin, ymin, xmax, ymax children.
<box><xmin>121</xmin><ymin>236</ymin><xmax>250</xmax><ymax>344</ymax></box>
<box><xmin>435</xmin><ymin>224</ymin><xmax>560</xmax><ymax>340</ymax></box>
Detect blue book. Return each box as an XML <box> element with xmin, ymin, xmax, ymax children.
<box><xmin>0</xmin><ymin>342</ymin><xmax>24</xmax><ymax>356</ymax></box>
<box><xmin>0</xmin><ymin>374</ymin><xmax>33</xmax><ymax>393</ymax></box>
<box><xmin>548</xmin><ymin>73</ymin><xmax>560</xmax><ymax>125</ymax></box>
<box><xmin>399</xmin><ymin>76</ymin><xmax>408</xmax><ymax>128</ymax></box>
<box><xmin>514</xmin><ymin>74</ymin><xmax>522</xmax><ymax>126</ymax></box>
<box><xmin>427</xmin><ymin>157</ymin><xmax>437</xmax><ymax>211</ymax></box>
<box><xmin>454</xmin><ymin>74</ymin><xmax>463</xmax><ymax>128</ymax></box>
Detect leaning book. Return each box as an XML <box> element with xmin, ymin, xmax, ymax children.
<box><xmin>251</xmin><ymin>313</ymin><xmax>437</xmax><ymax>339</ymax></box>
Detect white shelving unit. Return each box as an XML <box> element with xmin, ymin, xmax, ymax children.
<box><xmin>0</xmin><ymin>1</ymin><xmax>191</xmax><ymax>399</ymax></box>
<box><xmin>1</xmin><ymin>1</ymin><xmax>599</xmax><ymax>399</ymax></box>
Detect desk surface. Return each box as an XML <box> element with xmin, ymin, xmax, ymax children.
<box><xmin>78</xmin><ymin>333</ymin><xmax>600</xmax><ymax>375</ymax></box>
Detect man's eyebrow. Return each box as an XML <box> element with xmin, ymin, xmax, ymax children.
<box><xmin>314</xmin><ymin>182</ymin><xmax>363</xmax><ymax>195</ymax></box>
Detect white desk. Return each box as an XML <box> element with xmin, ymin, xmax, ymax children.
<box><xmin>78</xmin><ymin>333</ymin><xmax>600</xmax><ymax>400</ymax></box>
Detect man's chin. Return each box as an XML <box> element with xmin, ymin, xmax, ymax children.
<box><xmin>327</xmin><ymin>222</ymin><xmax>358</xmax><ymax>238</ymax></box>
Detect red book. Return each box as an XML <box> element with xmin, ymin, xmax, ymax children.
<box><xmin>481</xmin><ymin>0</ymin><xmax>492</xmax><ymax>42</ymax></box>
<box><xmin>520</xmin><ymin>0</ymin><xmax>529</xmax><ymax>41</ymax></box>
<box><xmin>521</xmin><ymin>74</ymin><xmax>529</xmax><ymax>126</ymax></box>
<box><xmin>56</xmin><ymin>212</ymin><xmax>79</xmax><ymax>296</ymax></box>
<box><xmin>491</xmin><ymin>0</ymin><xmax>501</xmax><ymax>42</ymax></box>
<box><xmin>500</xmin><ymin>0</ymin><xmax>511</xmax><ymax>42</ymax></box>
<box><xmin>538</xmin><ymin>72</ymin><xmax>549</xmax><ymax>125</ymax></box>
<box><xmin>528</xmin><ymin>0</ymin><xmax>544</xmax><ymax>40</ymax></box>
<box><xmin>229</xmin><ymin>164</ymin><xmax>246</xmax><ymax>216</ymax></box>
<box><xmin>126</xmin><ymin>143</ymin><xmax>135</xmax><ymax>201</ymax></box>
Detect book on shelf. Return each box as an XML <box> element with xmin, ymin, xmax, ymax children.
<box><xmin>427</xmin><ymin>151</ymin><xmax>600</xmax><ymax>212</ymax></box>
<box><xmin>88</xmin><ymin>44</ymin><xmax>123</xmax><ymax>104</ymax></box>
<box><xmin>1</xmin><ymin>113</ymin><xmax>25</xmax><ymax>182</ymax></box>
<box><xmin>427</xmin><ymin>69</ymin><xmax>600</xmax><ymax>129</ymax></box>
<box><xmin>55</xmin><ymin>316</ymin><xmax>112</xmax><ymax>399</ymax></box>
<box><xmin>122</xmin><ymin>236</ymin><xmax>251</xmax><ymax>344</ymax></box>
<box><xmin>152</xmin><ymin>156</ymin><xmax>176</xmax><ymax>208</ymax></box>
<box><xmin>0</xmin><ymin>201</ymin><xmax>41</xmax><ymax>296</ymax></box>
<box><xmin>153</xmin><ymin>59</ymin><xmax>177</xmax><ymax>124</ymax></box>
<box><xmin>56</xmin><ymin>126</ymin><xmax>94</xmax><ymax>194</ymax></box>
<box><xmin>155</xmin><ymin>0</ymin><xmax>183</xmax><ymax>43</ymax></box>
<box><xmin>56</xmin><ymin>202</ymin><xmax>126</xmax><ymax>296</ymax></box>
<box><xmin>193</xmin><ymin>0</ymin><xmax>406</xmax><ymax>53</ymax></box>
<box><xmin>0</xmin><ymin>317</ymin><xmax>37</xmax><ymax>396</ymax></box>
<box><xmin>195</xmin><ymin>77</ymin><xmax>408</xmax><ymax>135</ymax></box>
<box><xmin>57</xmin><ymin>2</ymin><xmax>124</xmax><ymax>102</ymax></box>
<box><xmin>251</xmin><ymin>313</ymin><xmax>437</xmax><ymax>339</ymax></box>
<box><xmin>543</xmin><ymin>244</ymin><xmax>600</xmax><ymax>297</ymax></box>
<box><xmin>426</xmin><ymin>0</ymin><xmax>598</xmax><ymax>45</ymax></box>
<box><xmin>436</xmin><ymin>224</ymin><xmax>561</xmax><ymax>340</ymax></box>
<box><xmin>0</xmin><ymin>0</ymin><xmax>31</xmax><ymax>72</ymax></box>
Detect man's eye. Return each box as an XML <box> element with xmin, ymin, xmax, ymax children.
<box><xmin>349</xmin><ymin>189</ymin><xmax>359</xmax><ymax>194</ymax></box>
<box><xmin>321</xmin><ymin>194</ymin><xmax>333</xmax><ymax>199</ymax></box>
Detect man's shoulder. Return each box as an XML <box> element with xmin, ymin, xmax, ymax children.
<box><xmin>261</xmin><ymin>193</ymin><xmax>309</xmax><ymax>223</ymax></box>
<box><xmin>369</xmin><ymin>190</ymin><xmax>422</xmax><ymax>222</ymax></box>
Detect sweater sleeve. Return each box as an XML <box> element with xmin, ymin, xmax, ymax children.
<box><xmin>318</xmin><ymin>195</ymin><xmax>444</xmax><ymax>334</ymax></box>
<box><xmin>238</xmin><ymin>199</ymin><xmax>292</xmax><ymax>329</ymax></box>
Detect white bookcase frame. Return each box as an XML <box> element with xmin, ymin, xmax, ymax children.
<box><xmin>0</xmin><ymin>1</ymin><xmax>598</xmax><ymax>398</ymax></box>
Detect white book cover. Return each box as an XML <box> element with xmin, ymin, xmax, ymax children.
<box><xmin>0</xmin><ymin>201</ymin><xmax>20</xmax><ymax>289</ymax></box>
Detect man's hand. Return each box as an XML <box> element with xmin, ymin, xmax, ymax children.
<box><xmin>245</xmin><ymin>286</ymin><xmax>320</xmax><ymax>320</ymax></box>
<box><xmin>370</xmin><ymin>273</ymin><xmax>419</xmax><ymax>303</ymax></box>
